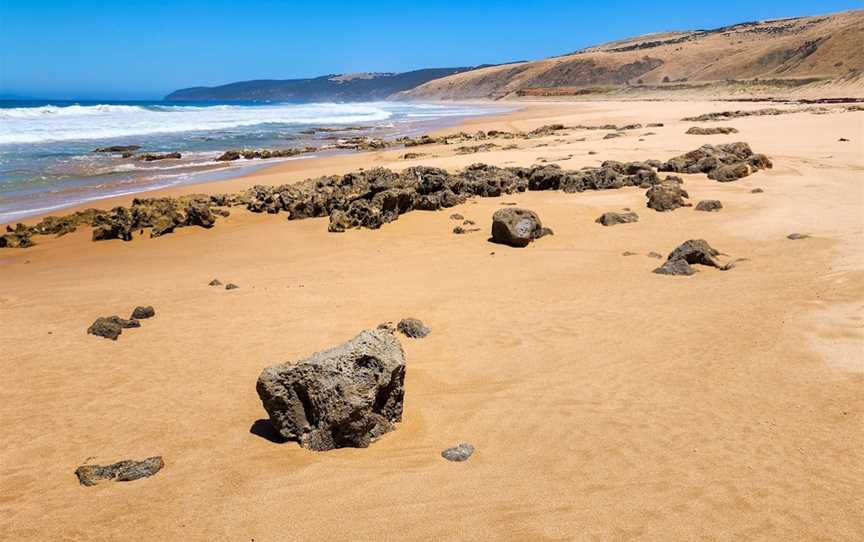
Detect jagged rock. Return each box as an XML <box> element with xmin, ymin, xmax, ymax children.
<box><xmin>787</xmin><ymin>233</ymin><xmax>810</xmax><ymax>240</ymax></box>
<box><xmin>653</xmin><ymin>239</ymin><xmax>730</xmax><ymax>275</ymax></box>
<box><xmin>137</xmin><ymin>152</ymin><xmax>181</xmax><ymax>162</ymax></box>
<box><xmin>92</xmin><ymin>207</ymin><xmax>135</xmax><ymax>241</ymax></box>
<box><xmin>184</xmin><ymin>200</ymin><xmax>216</xmax><ymax>228</ymax></box>
<box><xmin>87</xmin><ymin>316</ymin><xmax>139</xmax><ymax>340</ymax></box>
<box><xmin>75</xmin><ymin>457</ymin><xmax>164</xmax><ymax>486</ymax></box>
<box><xmin>397</xmin><ymin>318</ymin><xmax>430</xmax><ymax>338</ymax></box>
<box><xmin>491</xmin><ymin>207</ymin><xmax>550</xmax><ymax>247</ymax></box>
<box><xmin>596</xmin><ymin>211</ymin><xmax>639</xmax><ymax>226</ymax></box>
<box><xmin>441</xmin><ymin>443</ymin><xmax>474</xmax><ymax>462</ymax></box>
<box><xmin>131</xmin><ymin>306</ymin><xmax>155</xmax><ymax>319</ymax></box>
<box><xmin>225</xmin><ymin>283</ymin><xmax>239</xmax><ymax>290</ymax></box>
<box><xmin>695</xmin><ymin>200</ymin><xmax>723</xmax><ymax>212</ymax></box>
<box><xmin>256</xmin><ymin>329</ymin><xmax>406</xmax><ymax>451</ymax></box>
<box><xmin>686</xmin><ymin>126</ymin><xmax>739</xmax><ymax>135</ymax></box>
<box><xmin>646</xmin><ymin>180</ymin><xmax>690</xmax><ymax>212</ymax></box>
<box><xmin>0</xmin><ymin>231</ymin><xmax>33</xmax><ymax>248</ymax></box>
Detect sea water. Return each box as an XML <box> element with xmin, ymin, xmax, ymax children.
<box><xmin>0</xmin><ymin>100</ymin><xmax>505</xmax><ymax>222</ymax></box>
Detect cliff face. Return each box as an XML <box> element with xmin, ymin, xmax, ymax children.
<box><xmin>164</xmin><ymin>68</ymin><xmax>473</xmax><ymax>101</ymax></box>
<box><xmin>398</xmin><ymin>10</ymin><xmax>864</xmax><ymax>100</ymax></box>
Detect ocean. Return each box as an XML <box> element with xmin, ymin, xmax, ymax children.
<box><xmin>0</xmin><ymin>100</ymin><xmax>504</xmax><ymax>223</ymax></box>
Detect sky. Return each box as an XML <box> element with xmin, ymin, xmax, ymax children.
<box><xmin>1</xmin><ymin>0</ymin><xmax>861</xmax><ymax>100</ymax></box>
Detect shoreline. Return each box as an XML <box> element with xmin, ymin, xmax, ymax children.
<box><xmin>0</xmin><ymin>101</ymin><xmax>513</xmax><ymax>225</ymax></box>
<box><xmin>0</xmin><ymin>97</ymin><xmax>832</xmax><ymax>230</ymax></box>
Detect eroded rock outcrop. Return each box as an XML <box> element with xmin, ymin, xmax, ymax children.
<box><xmin>256</xmin><ymin>329</ymin><xmax>406</xmax><ymax>451</ymax></box>
<box><xmin>686</xmin><ymin>126</ymin><xmax>739</xmax><ymax>135</ymax></box>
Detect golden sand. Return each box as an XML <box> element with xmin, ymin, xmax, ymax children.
<box><xmin>1</xmin><ymin>101</ymin><xmax>862</xmax><ymax>541</ymax></box>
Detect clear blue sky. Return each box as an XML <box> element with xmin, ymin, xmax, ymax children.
<box><xmin>1</xmin><ymin>0</ymin><xmax>861</xmax><ymax>99</ymax></box>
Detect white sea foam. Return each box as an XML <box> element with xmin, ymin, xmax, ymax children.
<box><xmin>0</xmin><ymin>102</ymin><xmax>421</xmax><ymax>144</ymax></box>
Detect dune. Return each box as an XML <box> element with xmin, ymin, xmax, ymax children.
<box><xmin>1</xmin><ymin>101</ymin><xmax>862</xmax><ymax>540</ymax></box>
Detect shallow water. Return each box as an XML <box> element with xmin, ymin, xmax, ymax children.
<box><xmin>0</xmin><ymin>100</ymin><xmax>507</xmax><ymax>222</ymax></box>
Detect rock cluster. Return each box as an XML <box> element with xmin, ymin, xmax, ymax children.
<box><xmin>90</xmin><ymin>195</ymin><xmax>225</xmax><ymax>241</ymax></box>
<box><xmin>686</xmin><ymin>126</ymin><xmax>739</xmax><ymax>135</ymax></box>
<box><xmin>659</xmin><ymin>142</ymin><xmax>772</xmax><ymax>182</ymax></box>
<box><xmin>1</xmin><ymin>224</ymin><xmax>34</xmax><ymax>248</ymax></box>
<box><xmin>256</xmin><ymin>329</ymin><xmax>406</xmax><ymax>451</ymax></box>
<box><xmin>653</xmin><ymin>239</ymin><xmax>732</xmax><ymax>275</ymax></box>
<box><xmin>87</xmin><ymin>316</ymin><xmax>140</xmax><ymax>340</ymax></box>
<box><xmin>75</xmin><ymin>457</ymin><xmax>164</xmax><ymax>486</ymax></box>
<box><xmin>681</xmin><ymin>104</ymin><xmax>864</xmax><ymax>122</ymax></box>
<box><xmin>87</xmin><ymin>306</ymin><xmax>156</xmax><ymax>340</ymax></box>
<box><xmin>2</xmin><ymin>144</ymin><xmax>771</xmax><ymax>248</ymax></box>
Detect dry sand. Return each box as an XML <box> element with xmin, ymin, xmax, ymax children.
<box><xmin>1</xmin><ymin>101</ymin><xmax>862</xmax><ymax>541</ymax></box>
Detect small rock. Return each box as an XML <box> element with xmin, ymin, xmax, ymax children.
<box><xmin>209</xmin><ymin>278</ymin><xmax>222</xmax><ymax>286</ymax></box>
<box><xmin>397</xmin><ymin>318</ymin><xmax>430</xmax><ymax>338</ymax></box>
<box><xmin>376</xmin><ymin>321</ymin><xmax>397</xmax><ymax>333</ymax></box>
<box><xmin>787</xmin><ymin>233</ymin><xmax>810</xmax><ymax>240</ymax></box>
<box><xmin>647</xmin><ymin>251</ymin><xmax>663</xmax><ymax>259</ymax></box>
<box><xmin>75</xmin><ymin>456</ymin><xmax>164</xmax><ymax>486</ymax></box>
<box><xmin>449</xmin><ymin>213</ymin><xmax>464</xmax><ymax>220</ymax></box>
<box><xmin>441</xmin><ymin>443</ymin><xmax>475</xmax><ymax>462</ymax></box>
<box><xmin>596</xmin><ymin>211</ymin><xmax>639</xmax><ymax>226</ymax></box>
<box><xmin>751</xmin><ymin>188</ymin><xmax>764</xmax><ymax>194</ymax></box>
<box><xmin>588</xmin><ymin>151</ymin><xmax>597</xmax><ymax>155</ymax></box>
<box><xmin>131</xmin><ymin>306</ymin><xmax>155</xmax><ymax>319</ymax></box>
<box><xmin>463</xmin><ymin>219</ymin><xmax>476</xmax><ymax>226</ymax></box>
<box><xmin>622</xmin><ymin>251</ymin><xmax>638</xmax><ymax>256</ymax></box>
<box><xmin>695</xmin><ymin>200</ymin><xmax>723</xmax><ymax>212</ymax></box>
<box><xmin>225</xmin><ymin>283</ymin><xmax>240</xmax><ymax>290</ymax></box>
<box><xmin>839</xmin><ymin>138</ymin><xmax>850</xmax><ymax>142</ymax></box>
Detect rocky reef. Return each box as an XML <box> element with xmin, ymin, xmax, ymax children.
<box><xmin>2</xmin><ymin>143</ymin><xmax>772</xmax><ymax>248</ymax></box>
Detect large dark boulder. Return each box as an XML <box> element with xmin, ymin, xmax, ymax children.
<box><xmin>490</xmin><ymin>207</ymin><xmax>551</xmax><ymax>247</ymax></box>
<box><xmin>75</xmin><ymin>457</ymin><xmax>164</xmax><ymax>486</ymax></box>
<box><xmin>256</xmin><ymin>329</ymin><xmax>406</xmax><ymax>451</ymax></box>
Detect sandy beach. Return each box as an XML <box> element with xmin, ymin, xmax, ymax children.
<box><xmin>1</xmin><ymin>100</ymin><xmax>863</xmax><ymax>540</ymax></box>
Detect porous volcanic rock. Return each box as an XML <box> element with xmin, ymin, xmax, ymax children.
<box><xmin>646</xmin><ymin>179</ymin><xmax>690</xmax><ymax>212</ymax></box>
<box><xmin>653</xmin><ymin>239</ymin><xmax>731</xmax><ymax>275</ymax></box>
<box><xmin>75</xmin><ymin>457</ymin><xmax>164</xmax><ymax>486</ymax></box>
<box><xmin>491</xmin><ymin>207</ymin><xmax>551</xmax><ymax>247</ymax></box>
<box><xmin>256</xmin><ymin>329</ymin><xmax>406</xmax><ymax>451</ymax></box>
<box><xmin>131</xmin><ymin>306</ymin><xmax>155</xmax><ymax>319</ymax></box>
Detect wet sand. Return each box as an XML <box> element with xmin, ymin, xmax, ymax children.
<box><xmin>1</xmin><ymin>101</ymin><xmax>862</xmax><ymax>541</ymax></box>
